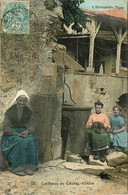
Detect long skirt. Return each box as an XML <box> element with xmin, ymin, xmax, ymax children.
<box><xmin>1</xmin><ymin>129</ymin><xmax>38</xmax><ymax>167</ymax></box>
<box><xmin>89</xmin><ymin>129</ymin><xmax>110</xmax><ymax>151</ymax></box>
<box><xmin>110</xmin><ymin>130</ymin><xmax>127</xmax><ymax>148</ymax></box>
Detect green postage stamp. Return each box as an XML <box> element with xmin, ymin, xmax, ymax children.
<box><xmin>2</xmin><ymin>1</ymin><xmax>29</xmax><ymax>34</ymax></box>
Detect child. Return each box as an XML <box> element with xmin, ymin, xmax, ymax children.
<box><xmin>109</xmin><ymin>105</ymin><xmax>127</xmax><ymax>153</ymax></box>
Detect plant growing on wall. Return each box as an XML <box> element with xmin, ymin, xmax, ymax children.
<box><xmin>60</xmin><ymin>0</ymin><xmax>86</xmax><ymax>33</ymax></box>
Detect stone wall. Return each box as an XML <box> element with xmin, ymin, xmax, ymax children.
<box><xmin>0</xmin><ymin>0</ymin><xmax>64</xmax><ymax>163</ymax></box>
<box><xmin>64</xmin><ymin>72</ymin><xmax>128</xmax><ymax>119</ymax></box>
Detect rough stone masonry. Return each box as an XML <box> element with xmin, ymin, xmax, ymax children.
<box><xmin>0</xmin><ymin>0</ymin><xmax>65</xmax><ymax>165</ymax></box>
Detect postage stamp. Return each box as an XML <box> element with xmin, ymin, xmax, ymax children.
<box><xmin>2</xmin><ymin>1</ymin><xmax>29</xmax><ymax>34</ymax></box>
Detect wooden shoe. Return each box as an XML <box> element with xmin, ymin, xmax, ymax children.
<box><xmin>100</xmin><ymin>157</ymin><xmax>106</xmax><ymax>162</ymax></box>
<box><xmin>93</xmin><ymin>152</ymin><xmax>100</xmax><ymax>160</ymax></box>
<box><xmin>11</xmin><ymin>170</ymin><xmax>26</xmax><ymax>176</ymax></box>
<box><xmin>114</xmin><ymin>146</ymin><xmax>122</xmax><ymax>152</ymax></box>
<box><xmin>24</xmin><ymin>169</ymin><xmax>34</xmax><ymax>175</ymax></box>
<box><xmin>100</xmin><ymin>150</ymin><xmax>106</xmax><ymax>162</ymax></box>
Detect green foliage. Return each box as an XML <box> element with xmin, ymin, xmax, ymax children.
<box><xmin>61</xmin><ymin>0</ymin><xmax>86</xmax><ymax>33</ymax></box>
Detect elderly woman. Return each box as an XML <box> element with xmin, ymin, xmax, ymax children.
<box><xmin>86</xmin><ymin>101</ymin><xmax>111</xmax><ymax>162</ymax></box>
<box><xmin>109</xmin><ymin>105</ymin><xmax>127</xmax><ymax>153</ymax></box>
<box><xmin>1</xmin><ymin>90</ymin><xmax>38</xmax><ymax>176</ymax></box>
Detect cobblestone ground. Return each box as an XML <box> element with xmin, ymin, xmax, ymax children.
<box><xmin>0</xmin><ymin>160</ymin><xmax>127</xmax><ymax>195</ymax></box>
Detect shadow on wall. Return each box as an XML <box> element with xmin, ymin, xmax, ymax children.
<box><xmin>30</xmin><ymin>94</ymin><xmax>60</xmax><ymax>163</ymax></box>
<box><xmin>61</xmin><ymin>114</ymin><xmax>70</xmax><ymax>159</ymax></box>
<box><xmin>61</xmin><ymin>106</ymin><xmax>92</xmax><ymax>158</ymax></box>
<box><xmin>117</xmin><ymin>93</ymin><xmax>128</xmax><ymax>131</ymax></box>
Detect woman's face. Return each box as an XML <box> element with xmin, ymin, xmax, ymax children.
<box><xmin>95</xmin><ymin>105</ymin><xmax>102</xmax><ymax>114</ymax></box>
<box><xmin>17</xmin><ymin>95</ymin><xmax>27</xmax><ymax>108</ymax></box>
<box><xmin>113</xmin><ymin>107</ymin><xmax>120</xmax><ymax>116</ymax></box>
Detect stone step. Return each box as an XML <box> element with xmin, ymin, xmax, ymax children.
<box><xmin>106</xmin><ymin>151</ymin><xmax>127</xmax><ymax>167</ymax></box>
<box><xmin>88</xmin><ymin>155</ymin><xmax>107</xmax><ymax>166</ymax></box>
<box><xmin>59</xmin><ymin>162</ymin><xmax>115</xmax><ymax>176</ymax></box>
<box><xmin>67</xmin><ymin>154</ymin><xmax>87</xmax><ymax>164</ymax></box>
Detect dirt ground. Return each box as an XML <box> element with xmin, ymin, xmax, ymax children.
<box><xmin>84</xmin><ymin>180</ymin><xmax>128</xmax><ymax>194</ymax></box>
<box><xmin>0</xmin><ymin>161</ymin><xmax>127</xmax><ymax>195</ymax></box>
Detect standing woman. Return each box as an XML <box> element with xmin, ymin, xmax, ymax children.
<box><xmin>1</xmin><ymin>90</ymin><xmax>38</xmax><ymax>176</ymax></box>
<box><xmin>86</xmin><ymin>100</ymin><xmax>111</xmax><ymax>162</ymax></box>
<box><xmin>109</xmin><ymin>105</ymin><xmax>127</xmax><ymax>153</ymax></box>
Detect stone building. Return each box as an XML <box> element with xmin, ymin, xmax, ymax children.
<box><xmin>0</xmin><ymin>0</ymin><xmax>91</xmax><ymax>167</ymax></box>
<box><xmin>0</xmin><ymin>1</ymin><xmax>127</xmax><ymax>169</ymax></box>
<box><xmin>57</xmin><ymin>7</ymin><xmax>128</xmax><ymax>129</ymax></box>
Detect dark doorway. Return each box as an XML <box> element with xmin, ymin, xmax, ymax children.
<box><xmin>117</xmin><ymin>93</ymin><xmax>128</xmax><ymax>130</ymax></box>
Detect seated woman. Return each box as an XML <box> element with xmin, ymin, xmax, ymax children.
<box><xmin>86</xmin><ymin>101</ymin><xmax>111</xmax><ymax>162</ymax></box>
<box><xmin>1</xmin><ymin>90</ymin><xmax>38</xmax><ymax>176</ymax></box>
<box><xmin>109</xmin><ymin>105</ymin><xmax>127</xmax><ymax>153</ymax></box>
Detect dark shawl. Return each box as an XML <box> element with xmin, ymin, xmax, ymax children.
<box><xmin>5</xmin><ymin>104</ymin><xmax>32</xmax><ymax>128</ymax></box>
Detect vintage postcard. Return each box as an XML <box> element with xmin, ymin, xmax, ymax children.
<box><xmin>0</xmin><ymin>0</ymin><xmax>127</xmax><ymax>194</ymax></box>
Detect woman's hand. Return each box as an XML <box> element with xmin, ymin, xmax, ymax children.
<box><xmin>21</xmin><ymin>130</ymin><xmax>29</xmax><ymax>137</ymax></box>
<box><xmin>111</xmin><ymin>130</ymin><xmax>118</xmax><ymax>134</ymax></box>
<box><xmin>111</xmin><ymin>126</ymin><xmax>125</xmax><ymax>135</ymax></box>
<box><xmin>16</xmin><ymin>133</ymin><xmax>22</xmax><ymax>137</ymax></box>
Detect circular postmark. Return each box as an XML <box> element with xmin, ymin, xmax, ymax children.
<box><xmin>2</xmin><ymin>2</ymin><xmax>29</xmax><ymax>34</ymax></box>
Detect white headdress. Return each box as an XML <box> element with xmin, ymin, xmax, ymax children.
<box><xmin>11</xmin><ymin>90</ymin><xmax>31</xmax><ymax>109</ymax></box>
